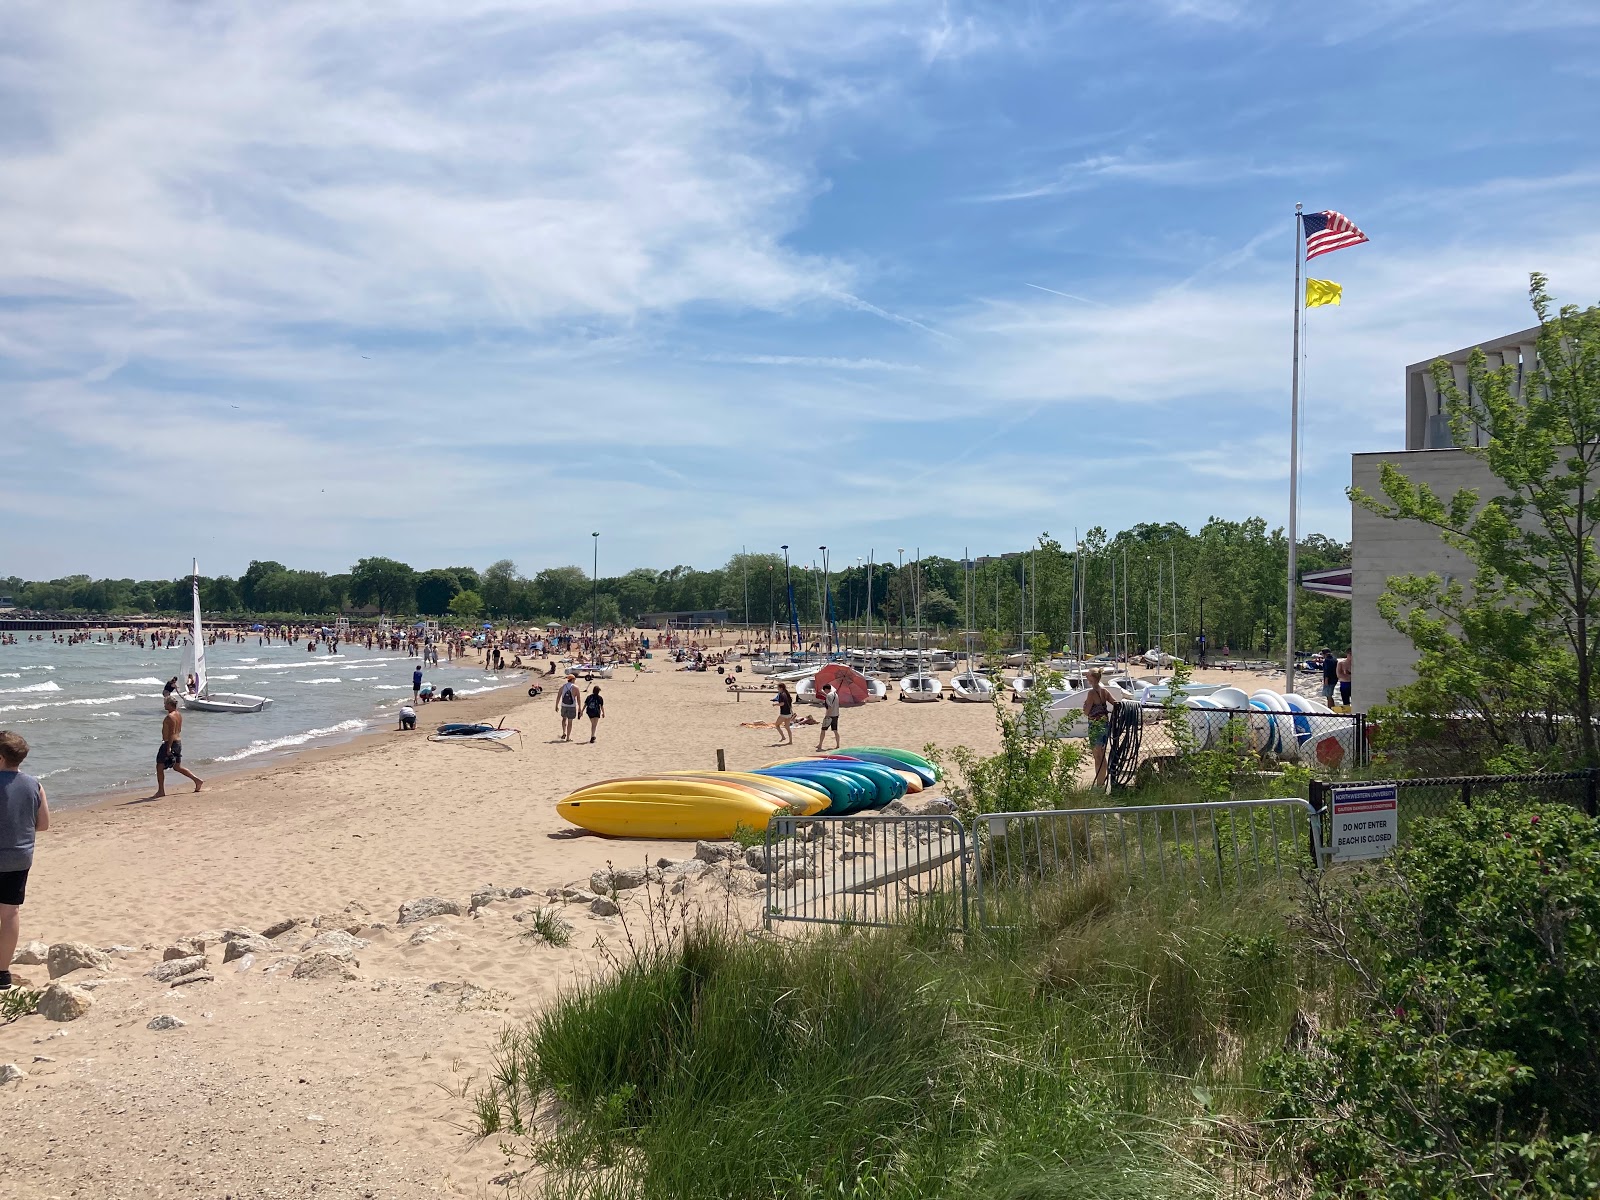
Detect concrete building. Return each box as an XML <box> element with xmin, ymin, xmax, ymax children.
<box><xmin>1351</xmin><ymin>325</ymin><xmax>1543</xmax><ymax>710</ymax></box>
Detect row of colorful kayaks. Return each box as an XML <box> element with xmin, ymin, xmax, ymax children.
<box><xmin>556</xmin><ymin>747</ymin><xmax>942</xmax><ymax>840</ymax></box>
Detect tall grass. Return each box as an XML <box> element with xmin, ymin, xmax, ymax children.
<box><xmin>474</xmin><ymin>877</ymin><xmax>1338</xmax><ymax>1198</ymax></box>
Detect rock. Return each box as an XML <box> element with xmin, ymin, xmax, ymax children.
<box><xmin>397</xmin><ymin>896</ymin><xmax>464</xmax><ymax>925</ymax></box>
<box><xmin>171</xmin><ymin>972</ymin><xmax>214</xmax><ymax>987</ymax></box>
<box><xmin>915</xmin><ymin>797</ymin><xmax>957</xmax><ymax>816</ymax></box>
<box><xmin>146</xmin><ymin>1014</ymin><xmax>186</xmax><ymax>1031</ymax></box>
<box><xmin>744</xmin><ymin>844</ymin><xmax>800</xmax><ymax>874</ymax></box>
<box><xmin>883</xmin><ymin>799</ymin><xmax>911</xmax><ymax>815</ymax></box>
<box><xmin>260</xmin><ymin>918</ymin><xmax>300</xmax><ymax>939</ymax></box>
<box><xmin>405</xmin><ymin>923</ymin><xmax>457</xmax><ymax>947</ymax></box>
<box><xmin>560</xmin><ymin>887</ymin><xmax>597</xmax><ymax>904</ymax></box>
<box><xmin>37</xmin><ymin>983</ymin><xmax>93</xmax><ymax>1022</ymax></box>
<box><xmin>694</xmin><ymin>840</ymin><xmax>739</xmax><ymax>864</ymax></box>
<box><xmin>0</xmin><ymin>1063</ymin><xmax>26</xmax><ymax>1085</ymax></box>
<box><xmin>590</xmin><ymin>896</ymin><xmax>620</xmax><ymax>917</ymax></box>
<box><xmin>46</xmin><ymin>942</ymin><xmax>110</xmax><ymax>979</ymax></box>
<box><xmin>148</xmin><ymin>955</ymin><xmax>208</xmax><ymax>983</ymax></box>
<box><xmin>162</xmin><ymin>938</ymin><xmax>204</xmax><ymax>960</ymax></box>
<box><xmin>223</xmin><ymin>936</ymin><xmax>271</xmax><ymax>962</ymax></box>
<box><xmin>509</xmin><ymin>887</ymin><xmax>536</xmax><ymax>899</ymax></box>
<box><xmin>775</xmin><ymin>864</ymin><xmax>815</xmax><ymax>888</ymax></box>
<box><xmin>311</xmin><ymin>914</ymin><xmax>365</xmax><ymax>935</ymax></box>
<box><xmin>470</xmin><ymin>886</ymin><xmax>510</xmax><ymax>910</ymax></box>
<box><xmin>13</xmin><ymin>941</ymin><xmax>47</xmax><ymax>966</ymax></box>
<box><xmin>661</xmin><ymin>859</ymin><xmax>706</xmax><ymax>877</ymax></box>
<box><xmin>297</xmin><ymin>930</ymin><xmax>368</xmax><ymax>958</ymax></box>
<box><xmin>589</xmin><ymin>866</ymin><xmax>647</xmax><ymax>894</ymax></box>
<box><xmin>292</xmin><ymin>952</ymin><xmax>359</xmax><ymax>981</ymax></box>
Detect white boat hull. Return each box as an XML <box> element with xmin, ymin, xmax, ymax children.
<box><xmin>899</xmin><ymin>674</ymin><xmax>943</xmax><ymax>702</ymax></box>
<box><xmin>182</xmin><ymin>692</ymin><xmax>272</xmax><ymax>714</ymax></box>
<box><xmin>948</xmin><ymin>673</ymin><xmax>993</xmax><ymax>702</ymax></box>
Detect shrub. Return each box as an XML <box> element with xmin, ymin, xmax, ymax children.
<box><xmin>1268</xmin><ymin>803</ymin><xmax>1600</xmax><ymax>1197</ymax></box>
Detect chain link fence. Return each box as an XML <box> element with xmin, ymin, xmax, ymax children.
<box><xmin>1311</xmin><ymin>769</ymin><xmax>1599</xmax><ymax>828</ymax></box>
<box><xmin>1110</xmin><ymin>703</ymin><xmax>1368</xmax><ymax>785</ymax></box>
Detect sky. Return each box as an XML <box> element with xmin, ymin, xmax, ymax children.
<box><xmin>4</xmin><ymin>0</ymin><xmax>1600</xmax><ymax>582</ymax></box>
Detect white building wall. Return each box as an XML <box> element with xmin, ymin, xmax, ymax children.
<box><xmin>1350</xmin><ymin>449</ymin><xmax>1501</xmax><ymax>711</ymax></box>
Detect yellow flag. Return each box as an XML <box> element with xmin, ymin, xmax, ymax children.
<box><xmin>1305</xmin><ymin>279</ymin><xmax>1342</xmax><ymax>308</ymax></box>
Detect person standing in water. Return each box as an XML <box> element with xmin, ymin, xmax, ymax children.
<box><xmin>583</xmin><ymin>685</ymin><xmax>605</xmax><ymax>743</ymax></box>
<box><xmin>154</xmin><ymin>696</ymin><xmax>203</xmax><ymax>797</ymax></box>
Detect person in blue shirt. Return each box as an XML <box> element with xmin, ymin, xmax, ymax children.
<box><xmin>412</xmin><ymin>665</ymin><xmax>423</xmax><ymax>704</ymax></box>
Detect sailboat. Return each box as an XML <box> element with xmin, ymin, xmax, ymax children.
<box><xmin>181</xmin><ymin>560</ymin><xmax>274</xmax><ymax>714</ymax></box>
<box><xmin>898</xmin><ymin>550</ymin><xmax>943</xmax><ymax>702</ymax></box>
<box><xmin>949</xmin><ymin>546</ymin><xmax>993</xmax><ymax>701</ymax></box>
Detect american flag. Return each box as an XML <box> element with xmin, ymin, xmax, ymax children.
<box><xmin>1302</xmin><ymin>210</ymin><xmax>1367</xmax><ymax>260</ymax></box>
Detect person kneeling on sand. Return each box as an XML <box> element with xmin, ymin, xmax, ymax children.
<box><xmin>0</xmin><ymin>730</ymin><xmax>49</xmax><ymax>991</ymax></box>
<box><xmin>397</xmin><ymin>705</ymin><xmax>417</xmax><ymax>731</ymax></box>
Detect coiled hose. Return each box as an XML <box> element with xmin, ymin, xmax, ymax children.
<box><xmin>1105</xmin><ymin>699</ymin><xmax>1143</xmax><ymax>790</ymax></box>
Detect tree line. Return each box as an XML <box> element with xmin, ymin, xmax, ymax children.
<box><xmin>4</xmin><ymin>516</ymin><xmax>1351</xmax><ymax>657</ymax></box>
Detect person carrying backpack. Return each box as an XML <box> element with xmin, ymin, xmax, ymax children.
<box><xmin>583</xmin><ymin>686</ymin><xmax>605</xmax><ymax>743</ymax></box>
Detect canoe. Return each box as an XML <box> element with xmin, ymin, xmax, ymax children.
<box><xmin>755</xmin><ymin>764</ymin><xmax>876</xmax><ymax>815</ymax></box>
<box><xmin>558</xmin><ymin>791</ymin><xmax>782</xmax><ymax>840</ymax></box>
<box><xmin>836</xmin><ymin>746</ymin><xmax>941</xmax><ymax>781</ymax></box>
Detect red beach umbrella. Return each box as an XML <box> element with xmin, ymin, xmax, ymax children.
<box><xmin>814</xmin><ymin>663</ymin><xmax>871</xmax><ymax>708</ymax></box>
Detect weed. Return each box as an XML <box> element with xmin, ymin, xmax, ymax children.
<box><xmin>0</xmin><ymin>987</ymin><xmax>41</xmax><ymax>1024</ymax></box>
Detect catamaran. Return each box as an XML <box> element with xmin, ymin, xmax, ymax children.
<box><xmin>181</xmin><ymin>560</ymin><xmax>273</xmax><ymax>714</ymax></box>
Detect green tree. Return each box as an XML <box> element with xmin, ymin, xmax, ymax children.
<box><xmin>349</xmin><ymin>557</ymin><xmax>416</xmax><ymax>615</ymax></box>
<box><xmin>534</xmin><ymin>565</ymin><xmax>590</xmax><ymax>620</ymax></box>
<box><xmin>414</xmin><ymin>568</ymin><xmax>463</xmax><ymax>616</ymax></box>
<box><xmin>448</xmin><ymin>589</ymin><xmax>484</xmax><ymax>620</ymax></box>
<box><xmin>1352</xmin><ymin>274</ymin><xmax>1600</xmax><ymax>767</ymax></box>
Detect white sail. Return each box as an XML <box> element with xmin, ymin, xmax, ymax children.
<box><xmin>190</xmin><ymin>558</ymin><xmax>208</xmax><ymax>699</ymax></box>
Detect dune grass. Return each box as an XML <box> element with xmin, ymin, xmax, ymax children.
<box><xmin>474</xmin><ymin>873</ymin><xmax>1342</xmax><ymax>1199</ymax></box>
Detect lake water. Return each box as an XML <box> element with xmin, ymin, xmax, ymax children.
<box><xmin>0</xmin><ymin>635</ymin><xmax>525</xmax><ymax>808</ymax></box>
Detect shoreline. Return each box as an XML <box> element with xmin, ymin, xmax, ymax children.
<box><xmin>57</xmin><ymin>676</ymin><xmax>535</xmax><ymax>819</ymax></box>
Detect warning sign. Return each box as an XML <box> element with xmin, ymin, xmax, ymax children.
<box><xmin>1329</xmin><ymin>783</ymin><xmax>1398</xmax><ymax>862</ymax></box>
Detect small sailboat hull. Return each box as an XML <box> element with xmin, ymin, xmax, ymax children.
<box><xmin>182</xmin><ymin>692</ymin><xmax>271</xmax><ymax>714</ymax></box>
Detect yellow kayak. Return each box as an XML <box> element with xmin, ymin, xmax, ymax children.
<box><xmin>558</xmin><ymin>787</ymin><xmax>783</xmax><ymax>840</ymax></box>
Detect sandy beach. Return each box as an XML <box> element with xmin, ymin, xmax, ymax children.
<box><xmin>0</xmin><ymin>656</ymin><xmax>1285</xmax><ymax>1197</ymax></box>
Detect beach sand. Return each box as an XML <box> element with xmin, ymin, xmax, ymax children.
<box><xmin>0</xmin><ymin>656</ymin><xmax>1284</xmax><ymax>1197</ymax></box>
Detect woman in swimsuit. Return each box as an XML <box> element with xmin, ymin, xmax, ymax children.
<box><xmin>1082</xmin><ymin>667</ymin><xmax>1114</xmax><ymax>789</ymax></box>
<box><xmin>772</xmin><ymin>683</ymin><xmax>795</xmax><ymax>745</ymax></box>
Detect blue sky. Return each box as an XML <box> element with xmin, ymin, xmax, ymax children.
<box><xmin>4</xmin><ymin>1</ymin><xmax>1599</xmax><ymax>580</ymax></box>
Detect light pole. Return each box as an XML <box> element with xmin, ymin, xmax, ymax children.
<box><xmin>591</xmin><ymin>532</ymin><xmax>599</xmax><ymax>636</ymax></box>
<box><xmin>742</xmin><ymin>545</ymin><xmax>749</xmax><ymax>628</ymax></box>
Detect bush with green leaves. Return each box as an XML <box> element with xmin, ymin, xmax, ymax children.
<box><xmin>1267</xmin><ymin>802</ymin><xmax>1600</xmax><ymax>1197</ymax></box>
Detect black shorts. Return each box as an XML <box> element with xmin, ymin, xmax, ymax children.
<box><xmin>1339</xmin><ymin>682</ymin><xmax>1351</xmax><ymax>704</ymax></box>
<box><xmin>157</xmin><ymin>740</ymin><xmax>183</xmax><ymax>768</ymax></box>
<box><xmin>0</xmin><ymin>868</ymin><xmax>28</xmax><ymax>906</ymax></box>
<box><xmin>822</xmin><ymin>715</ymin><xmax>839</xmax><ymax>731</ymax></box>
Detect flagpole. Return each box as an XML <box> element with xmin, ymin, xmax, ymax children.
<box><xmin>1286</xmin><ymin>202</ymin><xmax>1304</xmax><ymax>694</ymax></box>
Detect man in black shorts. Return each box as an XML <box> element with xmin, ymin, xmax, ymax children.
<box><xmin>154</xmin><ymin>696</ymin><xmax>204</xmax><ymax>797</ymax></box>
<box><xmin>815</xmin><ymin>684</ymin><xmax>842</xmax><ymax>751</ymax></box>
<box><xmin>0</xmin><ymin>730</ymin><xmax>50</xmax><ymax>990</ymax></box>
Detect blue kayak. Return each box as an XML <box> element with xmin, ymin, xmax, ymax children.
<box><xmin>756</xmin><ymin>765</ymin><xmax>875</xmax><ymax>814</ymax></box>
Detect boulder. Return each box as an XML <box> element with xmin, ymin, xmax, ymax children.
<box><xmin>397</xmin><ymin>896</ymin><xmax>464</xmax><ymax>925</ymax></box>
<box><xmin>470</xmin><ymin>886</ymin><xmax>509</xmax><ymax>910</ymax></box>
<box><xmin>0</xmin><ymin>1063</ymin><xmax>26</xmax><ymax>1085</ymax></box>
<box><xmin>46</xmin><ymin>942</ymin><xmax>110</xmax><ymax>979</ymax></box>
<box><xmin>292</xmin><ymin>952</ymin><xmax>359</xmax><ymax>981</ymax></box>
<box><xmin>508</xmin><ymin>887</ymin><xmax>536</xmax><ymax>900</ymax></box>
<box><xmin>146</xmin><ymin>1015</ymin><xmax>186</xmax><ymax>1031</ymax></box>
<box><xmin>148</xmin><ymin>955</ymin><xmax>208</xmax><ymax>983</ymax></box>
<box><xmin>13</xmin><ymin>941</ymin><xmax>47</xmax><ymax>966</ymax></box>
<box><xmin>743</xmin><ymin>844</ymin><xmax>800</xmax><ymax>874</ymax></box>
<box><xmin>560</xmin><ymin>887</ymin><xmax>597</xmax><ymax>904</ymax></box>
<box><xmin>297</xmin><ymin>930</ymin><xmax>368</xmax><ymax>959</ymax></box>
<box><xmin>223</xmin><ymin>936</ymin><xmax>272</xmax><ymax>962</ymax></box>
<box><xmin>915</xmin><ymin>797</ymin><xmax>957</xmax><ymax>816</ymax></box>
<box><xmin>590</xmin><ymin>896</ymin><xmax>620</xmax><ymax>917</ymax></box>
<box><xmin>171</xmin><ymin>972</ymin><xmax>214</xmax><ymax>987</ymax></box>
<box><xmin>589</xmin><ymin>866</ymin><xmax>647</xmax><ymax>894</ymax></box>
<box><xmin>774</xmin><ymin>864</ymin><xmax>815</xmax><ymax>889</ymax></box>
<box><xmin>260</xmin><ymin>918</ymin><xmax>300</xmax><ymax>939</ymax></box>
<box><xmin>694</xmin><ymin>840</ymin><xmax>739</xmax><ymax>864</ymax></box>
<box><xmin>38</xmin><ymin>982</ymin><xmax>93</xmax><ymax>1022</ymax></box>
<box><xmin>883</xmin><ymin>799</ymin><xmax>911</xmax><ymax>815</ymax></box>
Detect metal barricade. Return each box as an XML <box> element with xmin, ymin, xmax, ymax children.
<box><xmin>974</xmin><ymin>797</ymin><xmax>1323</xmax><ymax>929</ymax></box>
<box><xmin>762</xmin><ymin>814</ymin><xmax>970</xmax><ymax>933</ymax></box>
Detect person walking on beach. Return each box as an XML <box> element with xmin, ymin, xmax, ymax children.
<box><xmin>1336</xmin><ymin>651</ymin><xmax>1353</xmax><ymax>709</ymax></box>
<box><xmin>0</xmin><ymin>731</ymin><xmax>49</xmax><ymax>992</ymax></box>
<box><xmin>1083</xmin><ymin>667</ymin><xmax>1114</xmax><ymax>789</ymax></box>
<box><xmin>772</xmin><ymin>683</ymin><xmax>795</xmax><ymax>745</ymax></box>
<box><xmin>816</xmin><ymin>683</ymin><xmax>841</xmax><ymax>752</ymax></box>
<box><xmin>412</xmin><ymin>664</ymin><xmax>423</xmax><ymax>705</ymax></box>
<box><xmin>154</xmin><ymin>696</ymin><xmax>203</xmax><ymax>797</ymax></box>
<box><xmin>583</xmin><ymin>686</ymin><xmax>605</xmax><ymax>743</ymax></box>
<box><xmin>556</xmin><ymin>674</ymin><xmax>580</xmax><ymax>742</ymax></box>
